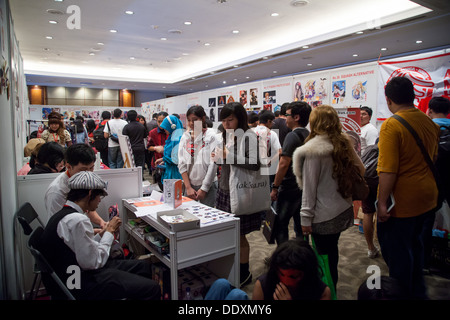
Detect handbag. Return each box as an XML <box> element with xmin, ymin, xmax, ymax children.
<box><xmin>262</xmin><ymin>207</ymin><xmax>277</xmax><ymax>244</ymax></box>
<box><xmin>310</xmin><ymin>235</ymin><xmax>337</xmax><ymax>300</ymax></box>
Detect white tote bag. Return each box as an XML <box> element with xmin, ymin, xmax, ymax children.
<box><xmin>228</xmin><ymin>131</ymin><xmax>271</xmax><ymax>216</ymax></box>
<box><xmin>229</xmin><ymin>165</ymin><xmax>270</xmax><ymax>216</ymax></box>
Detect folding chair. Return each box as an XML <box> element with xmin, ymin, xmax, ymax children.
<box><xmin>27</xmin><ymin>226</ymin><xmax>75</xmax><ymax>300</ymax></box>
<box><xmin>14</xmin><ymin>202</ymin><xmax>45</xmax><ymax>300</ymax></box>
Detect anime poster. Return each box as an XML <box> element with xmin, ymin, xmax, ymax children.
<box><xmin>332</xmin><ymin>80</ymin><xmax>346</xmax><ymax>104</ymax></box>
<box><xmin>209</xmin><ymin>108</ymin><xmax>216</xmax><ymax>122</ymax></box>
<box><xmin>352</xmin><ymin>81</ymin><xmax>367</xmax><ymax>102</ymax></box>
<box><xmin>208</xmin><ymin>97</ymin><xmax>216</xmax><ymax>107</ymax></box>
<box><xmin>239</xmin><ymin>90</ymin><xmax>247</xmax><ymax>106</ymax></box>
<box><xmin>263</xmin><ymin>90</ymin><xmax>276</xmax><ymax>105</ymax></box>
<box><xmin>292</xmin><ymin>74</ymin><xmax>329</xmax><ymax>107</ymax></box>
<box><xmin>250</xmin><ymin>88</ymin><xmax>258</xmax><ymax>106</ymax></box>
<box><xmin>217</xmin><ymin>95</ymin><xmax>226</xmax><ymax>106</ymax></box>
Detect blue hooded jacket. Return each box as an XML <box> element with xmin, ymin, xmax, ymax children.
<box><xmin>159</xmin><ymin>115</ymin><xmax>184</xmax><ymax>182</ymax></box>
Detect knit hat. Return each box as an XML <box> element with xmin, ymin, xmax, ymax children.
<box><xmin>68</xmin><ymin>171</ymin><xmax>108</xmax><ymax>193</ymax></box>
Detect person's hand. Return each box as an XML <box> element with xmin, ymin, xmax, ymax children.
<box><xmin>196</xmin><ymin>189</ymin><xmax>207</xmax><ymax>201</ymax></box>
<box><xmin>155</xmin><ymin>158</ymin><xmax>164</xmax><ymax>166</ymax></box>
<box><xmin>273</xmin><ymin>282</ymin><xmax>292</xmax><ymax>300</ymax></box>
<box><xmin>302</xmin><ymin>225</ymin><xmax>312</xmax><ymax>236</ymax></box>
<box><xmin>186</xmin><ymin>186</ymin><xmax>197</xmax><ymax>200</ymax></box>
<box><xmin>154</xmin><ymin>146</ymin><xmax>164</xmax><ymax>153</ymax></box>
<box><xmin>377</xmin><ymin>203</ymin><xmax>390</xmax><ymax>223</ymax></box>
<box><xmin>106</xmin><ymin>216</ymin><xmax>122</xmax><ymax>234</ymax></box>
<box><xmin>270</xmin><ymin>188</ymin><xmax>278</xmax><ymax>202</ymax></box>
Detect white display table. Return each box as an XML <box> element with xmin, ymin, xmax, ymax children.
<box><xmin>121</xmin><ymin>197</ymin><xmax>240</xmax><ymax>300</ymax></box>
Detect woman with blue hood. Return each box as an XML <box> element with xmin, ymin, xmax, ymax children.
<box><xmin>155</xmin><ymin>114</ymin><xmax>184</xmax><ymax>182</ymax></box>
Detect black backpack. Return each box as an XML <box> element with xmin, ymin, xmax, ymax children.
<box><xmin>436</xmin><ymin>125</ymin><xmax>450</xmax><ymax>204</ymax></box>
<box><xmin>93</xmin><ymin>122</ymin><xmax>108</xmax><ymax>152</ymax></box>
<box><xmin>361</xmin><ymin>141</ymin><xmax>379</xmax><ymax>188</ymax></box>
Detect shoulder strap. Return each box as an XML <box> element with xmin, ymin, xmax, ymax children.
<box><xmin>392</xmin><ymin>114</ymin><xmax>438</xmax><ymax>182</ymax></box>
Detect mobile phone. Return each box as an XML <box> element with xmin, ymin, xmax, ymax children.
<box><xmin>375</xmin><ymin>193</ymin><xmax>395</xmax><ymax>212</ymax></box>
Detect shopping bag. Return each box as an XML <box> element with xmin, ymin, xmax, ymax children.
<box><xmin>229</xmin><ymin>165</ymin><xmax>270</xmax><ymax>215</ymax></box>
<box><xmin>262</xmin><ymin>207</ymin><xmax>277</xmax><ymax>244</ymax></box>
<box><xmin>310</xmin><ymin>235</ymin><xmax>337</xmax><ymax>300</ymax></box>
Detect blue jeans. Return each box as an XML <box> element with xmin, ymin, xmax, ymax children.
<box><xmin>108</xmin><ymin>146</ymin><xmax>124</xmax><ymax>169</ymax></box>
<box><xmin>274</xmin><ymin>185</ymin><xmax>302</xmax><ymax>245</ymax></box>
<box><xmin>377</xmin><ymin>209</ymin><xmax>435</xmax><ymax>299</ymax></box>
<box><xmin>205</xmin><ymin>279</ymin><xmax>248</xmax><ymax>300</ymax></box>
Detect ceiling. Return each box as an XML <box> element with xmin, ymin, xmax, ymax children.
<box><xmin>9</xmin><ymin>0</ymin><xmax>450</xmax><ymax>95</ymax></box>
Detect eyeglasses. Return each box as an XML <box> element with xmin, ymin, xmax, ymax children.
<box><xmin>284</xmin><ymin>113</ymin><xmax>292</xmax><ymax>117</ymax></box>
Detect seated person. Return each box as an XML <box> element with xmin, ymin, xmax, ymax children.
<box><xmin>206</xmin><ymin>239</ymin><xmax>331</xmax><ymax>300</ymax></box>
<box><xmin>252</xmin><ymin>239</ymin><xmax>331</xmax><ymax>300</ymax></box>
<box><xmin>39</xmin><ymin>171</ymin><xmax>161</xmax><ymax>300</ymax></box>
<box><xmin>45</xmin><ymin>143</ymin><xmax>106</xmax><ymax>228</ymax></box>
<box><xmin>28</xmin><ymin>142</ymin><xmax>65</xmax><ymax>175</ymax></box>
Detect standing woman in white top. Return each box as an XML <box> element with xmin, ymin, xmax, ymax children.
<box><xmin>292</xmin><ymin>105</ymin><xmax>365</xmax><ymax>289</ymax></box>
<box><xmin>178</xmin><ymin>105</ymin><xmax>218</xmax><ymax>207</ymax></box>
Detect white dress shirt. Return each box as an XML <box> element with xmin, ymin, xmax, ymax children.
<box><xmin>57</xmin><ymin>200</ymin><xmax>114</xmax><ymax>270</ymax></box>
<box><xmin>360</xmin><ymin>122</ymin><xmax>379</xmax><ymax>155</ymax></box>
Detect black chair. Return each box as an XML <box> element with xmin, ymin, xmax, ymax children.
<box><xmin>14</xmin><ymin>202</ymin><xmax>45</xmax><ymax>300</ymax></box>
<box><xmin>27</xmin><ymin>226</ymin><xmax>75</xmax><ymax>300</ymax></box>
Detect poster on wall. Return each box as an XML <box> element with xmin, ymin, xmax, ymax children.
<box><xmin>292</xmin><ymin>72</ymin><xmax>330</xmax><ymax>108</ymax></box>
<box><xmin>377</xmin><ymin>50</ymin><xmax>450</xmax><ymax>120</ymax></box>
<box><xmin>330</xmin><ymin>64</ymin><xmax>377</xmax><ymax>109</ymax></box>
<box><xmin>262</xmin><ymin>78</ymin><xmax>292</xmax><ymax>114</ymax></box>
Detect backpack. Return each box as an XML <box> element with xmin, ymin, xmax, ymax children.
<box><xmin>93</xmin><ymin>122</ymin><xmax>108</xmax><ymax>152</ymax></box>
<box><xmin>361</xmin><ymin>142</ymin><xmax>379</xmax><ymax>188</ymax></box>
<box><xmin>436</xmin><ymin>125</ymin><xmax>450</xmax><ymax>204</ymax></box>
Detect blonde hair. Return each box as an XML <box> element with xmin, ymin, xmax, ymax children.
<box><xmin>306</xmin><ymin>105</ymin><xmax>355</xmax><ymax>198</ymax></box>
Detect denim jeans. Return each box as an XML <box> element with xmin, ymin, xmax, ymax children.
<box><xmin>204</xmin><ymin>278</ymin><xmax>248</xmax><ymax>300</ymax></box>
<box><xmin>108</xmin><ymin>146</ymin><xmax>124</xmax><ymax>169</ymax></box>
<box><xmin>377</xmin><ymin>209</ymin><xmax>435</xmax><ymax>299</ymax></box>
<box><xmin>274</xmin><ymin>185</ymin><xmax>302</xmax><ymax>245</ymax></box>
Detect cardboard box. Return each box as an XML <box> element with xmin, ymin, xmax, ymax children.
<box><xmin>163</xmin><ymin>179</ymin><xmax>183</xmax><ymax>208</ymax></box>
<box><xmin>157</xmin><ymin>208</ymin><xmax>200</xmax><ymax>232</ymax></box>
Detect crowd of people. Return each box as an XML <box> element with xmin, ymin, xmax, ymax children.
<box><xmin>21</xmin><ymin>76</ymin><xmax>450</xmax><ymax>300</ymax></box>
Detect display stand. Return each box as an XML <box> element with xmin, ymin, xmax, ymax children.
<box><xmin>122</xmin><ymin>198</ymin><xmax>240</xmax><ymax>300</ymax></box>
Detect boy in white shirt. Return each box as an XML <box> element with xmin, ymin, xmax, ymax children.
<box><xmin>360</xmin><ymin>106</ymin><xmax>378</xmax><ymax>155</ymax></box>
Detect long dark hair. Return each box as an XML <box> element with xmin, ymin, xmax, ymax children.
<box><xmin>266</xmin><ymin>239</ymin><xmax>321</xmax><ymax>296</ymax></box>
<box><xmin>187</xmin><ymin>105</ymin><xmax>207</xmax><ymax>128</ymax></box>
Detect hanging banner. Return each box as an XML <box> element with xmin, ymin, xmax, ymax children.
<box><xmin>377</xmin><ymin>50</ymin><xmax>450</xmax><ymax>120</ymax></box>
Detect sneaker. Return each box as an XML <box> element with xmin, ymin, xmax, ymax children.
<box><xmin>240</xmin><ymin>272</ymin><xmax>253</xmax><ymax>288</ymax></box>
<box><xmin>368</xmin><ymin>247</ymin><xmax>379</xmax><ymax>259</ymax></box>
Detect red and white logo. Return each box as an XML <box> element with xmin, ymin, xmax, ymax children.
<box><xmin>387</xmin><ymin>66</ymin><xmax>435</xmax><ymax>108</ymax></box>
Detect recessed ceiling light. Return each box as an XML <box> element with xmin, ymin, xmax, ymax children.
<box><xmin>89</xmin><ymin>52</ymin><xmax>95</xmax><ymax>56</ymax></box>
<box><xmin>233</xmin><ymin>65</ymin><xmax>239</xmax><ymax>68</ymax></box>
<box><xmin>262</xmin><ymin>56</ymin><xmax>269</xmax><ymax>60</ymax></box>
<box><xmin>125</xmin><ymin>10</ymin><xmax>134</xmax><ymax>15</ymax></box>
<box><xmin>246</xmin><ymin>76</ymin><xmax>250</xmax><ymax>79</ymax></box>
<box><xmin>204</xmin><ymin>43</ymin><xmax>211</xmax><ymax>46</ymax></box>
<box><xmin>130</xmin><ymin>57</ymin><xmax>135</xmax><ymax>60</ymax></box>
<box><xmin>223</xmin><ymin>81</ymin><xmax>227</xmax><ymax>84</ymax></box>
<box><xmin>234</xmin><ymin>79</ymin><xmax>238</xmax><ymax>81</ymax></box>
<box><xmin>49</xmin><ymin>20</ymin><xmax>58</xmax><ymax>24</ymax></box>
<box><xmin>54</xmin><ymin>0</ymin><xmax>64</xmax><ymax>2</ymax></box>
<box><xmin>381</xmin><ymin>47</ymin><xmax>387</xmax><ymax>51</ymax></box>
<box><xmin>353</xmin><ymin>54</ymin><xmax>358</xmax><ymax>57</ymax></box>
<box><xmin>290</xmin><ymin>0</ymin><xmax>309</xmax><ymax>6</ymax></box>
<box><xmin>110</xmin><ymin>29</ymin><xmax>118</xmax><ymax>33</ymax></box>
<box><xmin>161</xmin><ymin>37</ymin><xmax>167</xmax><ymax>40</ymax></box>
<box><xmin>97</xmin><ymin>42</ymin><xmax>104</xmax><ymax>46</ymax></box>
<box><xmin>416</xmin><ymin>40</ymin><xmax>423</xmax><ymax>44</ymax></box>
<box><xmin>356</xmin><ymin>31</ymin><xmax>364</xmax><ymax>34</ymax></box>
<box><xmin>271</xmin><ymin>13</ymin><xmax>279</xmax><ymax>17</ymax></box>
<box><xmin>45</xmin><ymin>36</ymin><xmax>53</xmax><ymax>40</ymax></box>
<box><xmin>43</xmin><ymin>48</ymin><xmax>50</xmax><ymax>51</ymax></box>
<box><xmin>302</xmin><ymin>45</ymin><xmax>309</xmax><ymax>49</ymax></box>
<box><xmin>182</xmin><ymin>53</ymin><xmax>189</xmax><ymax>56</ymax></box>
<box><xmin>232</xmin><ymin>30</ymin><xmax>239</xmax><ymax>34</ymax></box>
<box><xmin>184</xmin><ymin>21</ymin><xmax>192</xmax><ymax>25</ymax></box>
<box><xmin>307</xmin><ymin>63</ymin><xmax>313</xmax><ymax>66</ymax></box>
<box><xmin>273</xmin><ymin>71</ymin><xmax>277</xmax><ymax>73</ymax></box>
